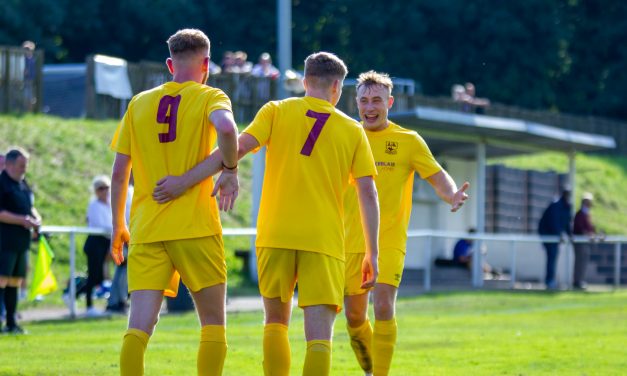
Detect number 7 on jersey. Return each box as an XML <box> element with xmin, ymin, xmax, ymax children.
<box><xmin>300</xmin><ymin>110</ymin><xmax>331</xmax><ymax>156</ymax></box>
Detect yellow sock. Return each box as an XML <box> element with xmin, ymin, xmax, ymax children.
<box><xmin>197</xmin><ymin>325</ymin><xmax>227</xmax><ymax>376</ymax></box>
<box><xmin>372</xmin><ymin>318</ymin><xmax>397</xmax><ymax>376</ymax></box>
<box><xmin>263</xmin><ymin>323</ymin><xmax>291</xmax><ymax>376</ymax></box>
<box><xmin>120</xmin><ymin>328</ymin><xmax>150</xmax><ymax>376</ymax></box>
<box><xmin>347</xmin><ymin>320</ymin><xmax>373</xmax><ymax>373</ymax></box>
<box><xmin>303</xmin><ymin>340</ymin><xmax>331</xmax><ymax>376</ymax></box>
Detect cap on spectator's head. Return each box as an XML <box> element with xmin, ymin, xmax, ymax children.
<box><xmin>582</xmin><ymin>192</ymin><xmax>594</xmax><ymax>201</ymax></box>
<box><xmin>22</xmin><ymin>41</ymin><xmax>35</xmax><ymax>50</ymax></box>
<box><xmin>93</xmin><ymin>175</ymin><xmax>111</xmax><ymax>191</ymax></box>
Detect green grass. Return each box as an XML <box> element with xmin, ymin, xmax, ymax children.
<box><xmin>492</xmin><ymin>152</ymin><xmax>627</xmax><ymax>234</ymax></box>
<box><xmin>1</xmin><ymin>291</ymin><xmax>626</xmax><ymax>375</ymax></box>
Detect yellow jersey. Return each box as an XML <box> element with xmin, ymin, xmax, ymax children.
<box><xmin>110</xmin><ymin>81</ymin><xmax>232</xmax><ymax>244</ymax></box>
<box><xmin>244</xmin><ymin>96</ymin><xmax>376</xmax><ymax>260</ymax></box>
<box><xmin>344</xmin><ymin>121</ymin><xmax>441</xmax><ymax>254</ymax></box>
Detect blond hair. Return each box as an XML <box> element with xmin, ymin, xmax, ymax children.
<box><xmin>167</xmin><ymin>29</ymin><xmax>210</xmax><ymax>59</ymax></box>
<box><xmin>304</xmin><ymin>52</ymin><xmax>348</xmax><ymax>89</ymax></box>
<box><xmin>356</xmin><ymin>70</ymin><xmax>393</xmax><ymax>93</ymax></box>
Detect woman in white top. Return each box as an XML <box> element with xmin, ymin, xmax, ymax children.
<box><xmin>79</xmin><ymin>175</ymin><xmax>112</xmax><ymax>316</ymax></box>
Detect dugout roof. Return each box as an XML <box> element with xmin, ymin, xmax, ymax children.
<box><xmin>389</xmin><ymin>106</ymin><xmax>616</xmax><ymax>158</ymax></box>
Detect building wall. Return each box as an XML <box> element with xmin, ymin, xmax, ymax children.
<box><xmin>403</xmin><ymin>158</ymin><xmax>574</xmax><ymax>285</ymax></box>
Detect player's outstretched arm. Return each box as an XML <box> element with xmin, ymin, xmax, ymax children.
<box><xmin>111</xmin><ymin>153</ymin><xmax>131</xmax><ymax>265</ymax></box>
<box><xmin>355</xmin><ymin>176</ymin><xmax>380</xmax><ymax>289</ymax></box>
<box><xmin>426</xmin><ymin>170</ymin><xmax>470</xmax><ymax>212</ymax></box>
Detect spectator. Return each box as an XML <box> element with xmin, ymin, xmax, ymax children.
<box><xmin>251</xmin><ymin>52</ymin><xmax>280</xmax><ymax>79</ymax></box>
<box><xmin>232</xmin><ymin>50</ymin><xmax>252</xmax><ymax>73</ymax></box>
<box><xmin>452</xmin><ymin>228</ymin><xmax>494</xmax><ymax>274</ymax></box>
<box><xmin>22</xmin><ymin>41</ymin><xmax>37</xmax><ymax>112</ymax></box>
<box><xmin>221</xmin><ymin>51</ymin><xmax>235</xmax><ymax>72</ymax></box>
<box><xmin>78</xmin><ymin>175</ymin><xmax>112</xmax><ymax>317</ymax></box>
<box><xmin>0</xmin><ymin>154</ymin><xmax>5</xmax><ymax>171</ymax></box>
<box><xmin>251</xmin><ymin>52</ymin><xmax>280</xmax><ymax>101</ymax></box>
<box><xmin>106</xmin><ymin>174</ymin><xmax>133</xmax><ymax>313</ymax></box>
<box><xmin>538</xmin><ymin>187</ymin><xmax>572</xmax><ymax>290</ymax></box>
<box><xmin>0</xmin><ymin>147</ymin><xmax>42</xmax><ymax>334</ymax></box>
<box><xmin>209</xmin><ymin>59</ymin><xmax>222</xmax><ymax>75</ymax></box>
<box><xmin>453</xmin><ymin>82</ymin><xmax>490</xmax><ymax>114</ymax></box>
<box><xmin>453</xmin><ymin>228</ymin><xmax>476</xmax><ymax>266</ymax></box>
<box><xmin>451</xmin><ymin>84</ymin><xmax>467</xmax><ymax>102</ymax></box>
<box><xmin>573</xmin><ymin>192</ymin><xmax>597</xmax><ymax>290</ymax></box>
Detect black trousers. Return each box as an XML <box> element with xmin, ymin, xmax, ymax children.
<box><xmin>77</xmin><ymin>235</ymin><xmax>110</xmax><ymax>308</ymax></box>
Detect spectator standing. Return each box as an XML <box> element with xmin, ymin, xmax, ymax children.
<box><xmin>221</xmin><ymin>51</ymin><xmax>235</xmax><ymax>72</ymax></box>
<box><xmin>573</xmin><ymin>192</ymin><xmax>596</xmax><ymax>290</ymax></box>
<box><xmin>251</xmin><ymin>52</ymin><xmax>280</xmax><ymax>79</ymax></box>
<box><xmin>454</xmin><ymin>82</ymin><xmax>490</xmax><ymax>114</ymax></box>
<box><xmin>209</xmin><ymin>60</ymin><xmax>222</xmax><ymax>75</ymax></box>
<box><xmin>22</xmin><ymin>41</ymin><xmax>37</xmax><ymax>112</ymax></box>
<box><xmin>232</xmin><ymin>51</ymin><xmax>252</xmax><ymax>73</ymax></box>
<box><xmin>538</xmin><ymin>188</ymin><xmax>572</xmax><ymax>290</ymax></box>
<box><xmin>251</xmin><ymin>52</ymin><xmax>280</xmax><ymax>101</ymax></box>
<box><xmin>79</xmin><ymin>175</ymin><xmax>112</xmax><ymax>317</ymax></box>
<box><xmin>0</xmin><ymin>148</ymin><xmax>41</xmax><ymax>334</ymax></box>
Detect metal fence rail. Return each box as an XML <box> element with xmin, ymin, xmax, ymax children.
<box><xmin>406</xmin><ymin>229</ymin><xmax>627</xmax><ymax>291</ymax></box>
<box><xmin>39</xmin><ymin>226</ymin><xmax>625</xmax><ymax>319</ymax></box>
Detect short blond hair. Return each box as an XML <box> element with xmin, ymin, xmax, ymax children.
<box><xmin>304</xmin><ymin>52</ymin><xmax>348</xmax><ymax>88</ymax></box>
<box><xmin>167</xmin><ymin>29</ymin><xmax>210</xmax><ymax>59</ymax></box>
<box><xmin>356</xmin><ymin>70</ymin><xmax>393</xmax><ymax>93</ymax></box>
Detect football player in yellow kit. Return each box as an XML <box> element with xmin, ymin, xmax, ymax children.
<box><xmin>343</xmin><ymin>71</ymin><xmax>469</xmax><ymax>376</ymax></box>
<box><xmin>110</xmin><ymin>29</ymin><xmax>239</xmax><ymax>376</ymax></box>
<box><xmin>152</xmin><ymin>52</ymin><xmax>381</xmax><ymax>376</ymax></box>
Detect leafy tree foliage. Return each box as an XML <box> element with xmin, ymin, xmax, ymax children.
<box><xmin>0</xmin><ymin>0</ymin><xmax>625</xmax><ymax>120</ymax></box>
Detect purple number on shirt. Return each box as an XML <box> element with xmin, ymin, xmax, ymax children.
<box><xmin>300</xmin><ymin>110</ymin><xmax>331</xmax><ymax>156</ymax></box>
<box><xmin>156</xmin><ymin>95</ymin><xmax>182</xmax><ymax>143</ymax></box>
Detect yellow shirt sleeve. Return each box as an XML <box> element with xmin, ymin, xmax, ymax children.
<box><xmin>243</xmin><ymin>101</ymin><xmax>275</xmax><ymax>147</ymax></box>
<box><xmin>110</xmin><ymin>100</ymin><xmax>133</xmax><ymax>155</ymax></box>
<box><xmin>206</xmin><ymin>89</ymin><xmax>233</xmax><ymax>117</ymax></box>
<box><xmin>351</xmin><ymin>128</ymin><xmax>377</xmax><ymax>179</ymax></box>
<box><xmin>411</xmin><ymin>132</ymin><xmax>441</xmax><ymax>179</ymax></box>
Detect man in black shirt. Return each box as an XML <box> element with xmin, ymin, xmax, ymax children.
<box><xmin>0</xmin><ymin>148</ymin><xmax>41</xmax><ymax>334</ymax></box>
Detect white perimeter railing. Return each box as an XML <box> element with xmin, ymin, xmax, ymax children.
<box><xmin>40</xmin><ymin>226</ymin><xmax>626</xmax><ymax>319</ymax></box>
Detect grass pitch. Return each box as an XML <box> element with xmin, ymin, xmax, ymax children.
<box><xmin>2</xmin><ymin>290</ymin><xmax>626</xmax><ymax>375</ymax></box>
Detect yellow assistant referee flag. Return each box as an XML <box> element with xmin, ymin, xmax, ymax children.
<box><xmin>28</xmin><ymin>237</ymin><xmax>58</xmax><ymax>300</ymax></box>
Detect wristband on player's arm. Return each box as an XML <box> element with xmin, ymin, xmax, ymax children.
<box><xmin>222</xmin><ymin>161</ymin><xmax>238</xmax><ymax>172</ymax></box>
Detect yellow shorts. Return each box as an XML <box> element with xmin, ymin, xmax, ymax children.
<box><xmin>257</xmin><ymin>247</ymin><xmax>344</xmax><ymax>309</ymax></box>
<box><xmin>128</xmin><ymin>235</ymin><xmax>226</xmax><ymax>297</ymax></box>
<box><xmin>345</xmin><ymin>249</ymin><xmax>405</xmax><ymax>292</ymax></box>
<box><xmin>344</xmin><ymin>252</ymin><xmax>372</xmax><ymax>296</ymax></box>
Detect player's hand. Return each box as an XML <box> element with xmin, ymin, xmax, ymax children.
<box><xmin>111</xmin><ymin>226</ymin><xmax>130</xmax><ymax>265</ymax></box>
<box><xmin>451</xmin><ymin>182</ymin><xmax>470</xmax><ymax>212</ymax></box>
<box><xmin>211</xmin><ymin>169</ymin><xmax>239</xmax><ymax>211</ymax></box>
<box><xmin>360</xmin><ymin>252</ymin><xmax>378</xmax><ymax>289</ymax></box>
<box><xmin>153</xmin><ymin>175</ymin><xmax>187</xmax><ymax>204</ymax></box>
